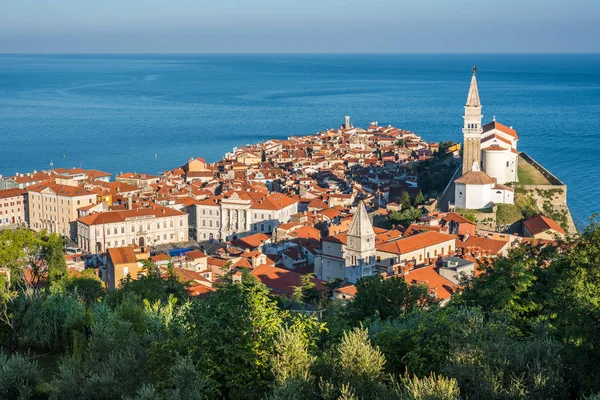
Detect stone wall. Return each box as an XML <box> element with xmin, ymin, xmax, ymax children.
<box><xmin>516</xmin><ymin>153</ymin><xmax>576</xmax><ymax>234</ymax></box>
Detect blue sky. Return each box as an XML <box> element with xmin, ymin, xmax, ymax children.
<box><xmin>1</xmin><ymin>0</ymin><xmax>598</xmax><ymax>53</ymax></box>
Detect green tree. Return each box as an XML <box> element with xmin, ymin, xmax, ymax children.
<box><xmin>414</xmin><ymin>190</ymin><xmax>425</xmax><ymax>206</ymax></box>
<box><xmin>42</xmin><ymin>233</ymin><xmax>67</xmax><ymax>283</ymax></box>
<box><xmin>348</xmin><ymin>275</ymin><xmax>433</xmax><ymax>323</ymax></box>
<box><xmin>333</xmin><ymin>327</ymin><xmax>387</xmax><ymax>399</ymax></box>
<box><xmin>176</xmin><ymin>272</ymin><xmax>286</xmax><ymax>399</ymax></box>
<box><xmin>399</xmin><ymin>192</ymin><xmax>412</xmax><ymax>210</ymax></box>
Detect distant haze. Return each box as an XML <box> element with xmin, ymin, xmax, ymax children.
<box><xmin>1</xmin><ymin>0</ymin><xmax>599</xmax><ymax>53</ymax></box>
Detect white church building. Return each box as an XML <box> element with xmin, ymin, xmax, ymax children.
<box><xmin>454</xmin><ymin>68</ymin><xmax>516</xmax><ymax>210</ymax></box>
<box><xmin>316</xmin><ymin>201</ymin><xmax>376</xmax><ymax>283</ymax></box>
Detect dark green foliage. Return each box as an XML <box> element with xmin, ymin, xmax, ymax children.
<box><xmin>379</xmin><ymin>207</ymin><xmax>423</xmax><ymax>229</ymax></box>
<box><xmin>0</xmin><ymin>352</ymin><xmax>42</xmax><ymax>400</ymax></box>
<box><xmin>347</xmin><ymin>275</ymin><xmax>433</xmax><ymax>323</ymax></box>
<box><xmin>414</xmin><ymin>190</ymin><xmax>425</xmax><ymax>206</ymax></box>
<box><xmin>399</xmin><ymin>192</ymin><xmax>412</xmax><ymax>210</ymax></box>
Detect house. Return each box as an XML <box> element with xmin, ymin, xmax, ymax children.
<box><xmin>522</xmin><ymin>214</ymin><xmax>566</xmax><ymax>240</ymax></box>
<box><xmin>441</xmin><ymin>212</ymin><xmax>476</xmax><ymax>236</ymax></box>
<box><xmin>376</xmin><ymin>231</ymin><xmax>457</xmax><ymax>268</ymax></box>
<box><xmin>438</xmin><ymin>256</ymin><xmax>476</xmax><ymax>284</ymax></box>
<box><xmin>0</xmin><ymin>188</ymin><xmax>28</xmax><ymax>227</ymax></box>
<box><xmin>106</xmin><ymin>246</ymin><xmax>150</xmax><ymax>289</ymax></box>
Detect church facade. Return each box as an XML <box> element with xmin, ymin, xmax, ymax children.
<box><xmin>317</xmin><ymin>201</ymin><xmax>376</xmax><ymax>283</ymax></box>
<box><xmin>454</xmin><ymin>69</ymin><xmax>516</xmax><ymax>210</ymax></box>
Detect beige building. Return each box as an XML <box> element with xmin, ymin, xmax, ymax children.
<box><xmin>77</xmin><ymin>205</ymin><xmax>188</xmax><ymax>253</ymax></box>
<box><xmin>27</xmin><ymin>182</ymin><xmax>97</xmax><ymax>239</ymax></box>
<box><xmin>106</xmin><ymin>246</ymin><xmax>150</xmax><ymax>289</ymax></box>
<box><xmin>376</xmin><ymin>231</ymin><xmax>457</xmax><ymax>267</ymax></box>
<box><xmin>0</xmin><ymin>189</ymin><xmax>28</xmax><ymax>227</ymax></box>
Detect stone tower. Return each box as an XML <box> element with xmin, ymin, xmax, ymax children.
<box><xmin>345</xmin><ymin>201</ymin><xmax>376</xmax><ymax>283</ymax></box>
<box><xmin>462</xmin><ymin>67</ymin><xmax>483</xmax><ymax>174</ymax></box>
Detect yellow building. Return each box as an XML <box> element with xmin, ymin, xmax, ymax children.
<box><xmin>106</xmin><ymin>246</ymin><xmax>150</xmax><ymax>289</ymax></box>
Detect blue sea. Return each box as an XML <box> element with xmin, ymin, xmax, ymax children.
<box><xmin>0</xmin><ymin>54</ymin><xmax>599</xmax><ymax>228</ymax></box>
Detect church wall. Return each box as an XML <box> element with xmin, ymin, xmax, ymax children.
<box><xmin>483</xmin><ymin>150</ymin><xmax>508</xmax><ymax>184</ymax></box>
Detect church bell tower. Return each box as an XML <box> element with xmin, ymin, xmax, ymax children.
<box><xmin>462</xmin><ymin>66</ymin><xmax>483</xmax><ymax>174</ymax></box>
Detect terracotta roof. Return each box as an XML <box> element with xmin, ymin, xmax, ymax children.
<box><xmin>483</xmin><ymin>121</ymin><xmax>519</xmax><ymax>140</ymax></box>
<box><xmin>230</xmin><ymin>233</ymin><xmax>271</xmax><ymax>250</ymax></box>
<box><xmin>457</xmin><ymin>236</ymin><xmax>507</xmax><ymax>255</ymax></box>
<box><xmin>442</xmin><ymin>212</ymin><xmax>475</xmax><ymax>225</ymax></box>
<box><xmin>0</xmin><ymin>188</ymin><xmax>27</xmax><ymax>199</ymax></box>
<box><xmin>107</xmin><ymin>247</ymin><xmax>138</xmax><ymax>265</ymax></box>
<box><xmin>250</xmin><ymin>264</ymin><xmax>328</xmax><ymax>296</ymax></box>
<box><xmin>78</xmin><ymin>206</ymin><xmax>185</xmax><ymax>225</ymax></box>
<box><xmin>334</xmin><ymin>284</ymin><xmax>357</xmax><ymax>297</ymax></box>
<box><xmin>376</xmin><ymin>232</ymin><xmax>457</xmax><ymax>255</ymax></box>
<box><xmin>454</xmin><ymin>171</ymin><xmax>496</xmax><ymax>185</ymax></box>
<box><xmin>185</xmin><ymin>250</ymin><xmax>208</xmax><ymax>260</ymax></box>
<box><xmin>27</xmin><ymin>182</ymin><xmax>94</xmax><ymax>197</ymax></box>
<box><xmin>402</xmin><ymin>265</ymin><xmax>457</xmax><ymax>300</ymax></box>
<box><xmin>151</xmin><ymin>253</ymin><xmax>170</xmax><ymax>262</ymax></box>
<box><xmin>482</xmin><ymin>145</ymin><xmax>508</xmax><ymax>151</ymax></box>
<box><xmin>523</xmin><ymin>214</ymin><xmax>566</xmax><ymax>236</ymax></box>
<box><xmin>251</xmin><ymin>193</ymin><xmax>297</xmax><ymax>211</ymax></box>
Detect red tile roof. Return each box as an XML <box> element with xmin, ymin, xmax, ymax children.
<box><xmin>376</xmin><ymin>232</ymin><xmax>456</xmax><ymax>255</ymax></box>
<box><xmin>523</xmin><ymin>214</ymin><xmax>566</xmax><ymax>236</ymax></box>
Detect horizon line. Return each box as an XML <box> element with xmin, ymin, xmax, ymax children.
<box><xmin>1</xmin><ymin>51</ymin><xmax>600</xmax><ymax>56</ymax></box>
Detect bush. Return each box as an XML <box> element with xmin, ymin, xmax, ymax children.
<box><xmin>0</xmin><ymin>353</ymin><xmax>42</xmax><ymax>400</ymax></box>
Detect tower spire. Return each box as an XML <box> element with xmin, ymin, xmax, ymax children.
<box><xmin>462</xmin><ymin>67</ymin><xmax>483</xmax><ymax>174</ymax></box>
<box><xmin>465</xmin><ymin>67</ymin><xmax>481</xmax><ymax>107</ymax></box>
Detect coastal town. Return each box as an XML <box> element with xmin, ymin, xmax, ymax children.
<box><xmin>0</xmin><ymin>70</ymin><xmax>574</xmax><ymax>301</ymax></box>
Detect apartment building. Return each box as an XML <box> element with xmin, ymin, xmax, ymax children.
<box><xmin>0</xmin><ymin>188</ymin><xmax>28</xmax><ymax>227</ymax></box>
<box><xmin>27</xmin><ymin>182</ymin><xmax>97</xmax><ymax>239</ymax></box>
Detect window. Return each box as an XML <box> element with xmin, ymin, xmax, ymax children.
<box><xmin>434</xmin><ymin>249</ymin><xmax>437</xmax><ymax>256</ymax></box>
<box><xmin>202</xmin><ymin>209</ymin><xmax>205</xmax><ymax>215</ymax></box>
<box><xmin>253</xmin><ymin>225</ymin><xmax>257</xmax><ymax>231</ymax></box>
<box><xmin>107</xmin><ymin>241</ymin><xmax>111</xmax><ymax>247</ymax></box>
<box><xmin>163</xmin><ymin>221</ymin><xmax>166</xmax><ymax>229</ymax></box>
<box><xmin>209</xmin><ymin>210</ymin><xmax>212</xmax><ymax>216</ymax></box>
<box><xmin>121</xmin><ymin>240</ymin><xmax>125</xmax><ymax>246</ymax></box>
<box><xmin>121</xmin><ymin>227</ymin><xmax>125</xmax><ymax>234</ymax></box>
<box><xmin>170</xmin><ymin>234</ymin><xmax>174</xmax><ymax>239</ymax></box>
<box><xmin>157</xmin><ymin>222</ymin><xmax>160</xmax><ymax>229</ymax></box>
<box><xmin>202</xmin><ymin>220</ymin><xmax>206</xmax><ymax>226</ymax></box>
<box><xmin>123</xmin><ymin>266</ymin><xmax>129</xmax><ymax>276</ymax></box>
<box><xmin>163</xmin><ymin>235</ymin><xmax>167</xmax><ymax>240</ymax></box>
<box><xmin>131</xmin><ymin>226</ymin><xmax>135</xmax><ymax>233</ymax></box>
<box><xmin>180</xmin><ymin>220</ymin><xmax>183</xmax><ymax>227</ymax></box>
<box><xmin>170</xmin><ymin>221</ymin><xmax>173</xmax><ymax>228</ymax></box>
<box><xmin>260</xmin><ymin>224</ymin><xmax>264</xmax><ymax>231</ymax></box>
<box><xmin>114</xmin><ymin>228</ymin><xmax>117</xmax><ymax>235</ymax></box>
<box><xmin>419</xmin><ymin>255</ymin><xmax>423</xmax><ymax>261</ymax></box>
<box><xmin>448</xmin><ymin>245</ymin><xmax>452</xmax><ymax>252</ymax></box>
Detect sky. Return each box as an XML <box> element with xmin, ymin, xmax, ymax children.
<box><xmin>0</xmin><ymin>0</ymin><xmax>599</xmax><ymax>53</ymax></box>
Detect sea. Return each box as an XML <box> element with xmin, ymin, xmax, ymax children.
<box><xmin>0</xmin><ymin>54</ymin><xmax>599</xmax><ymax>229</ymax></box>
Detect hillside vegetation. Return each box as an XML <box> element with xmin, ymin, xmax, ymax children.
<box><xmin>2</xmin><ymin>225</ymin><xmax>600</xmax><ymax>399</ymax></box>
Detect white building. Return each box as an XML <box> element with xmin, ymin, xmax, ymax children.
<box><xmin>454</xmin><ymin>68</ymin><xmax>516</xmax><ymax>210</ymax></box>
<box><xmin>454</xmin><ymin>163</ymin><xmax>514</xmax><ymax>209</ymax></box>
<box><xmin>195</xmin><ymin>191</ymin><xmax>298</xmax><ymax>241</ymax></box>
<box><xmin>317</xmin><ymin>202</ymin><xmax>376</xmax><ymax>283</ymax></box>
<box><xmin>77</xmin><ymin>206</ymin><xmax>188</xmax><ymax>253</ymax></box>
